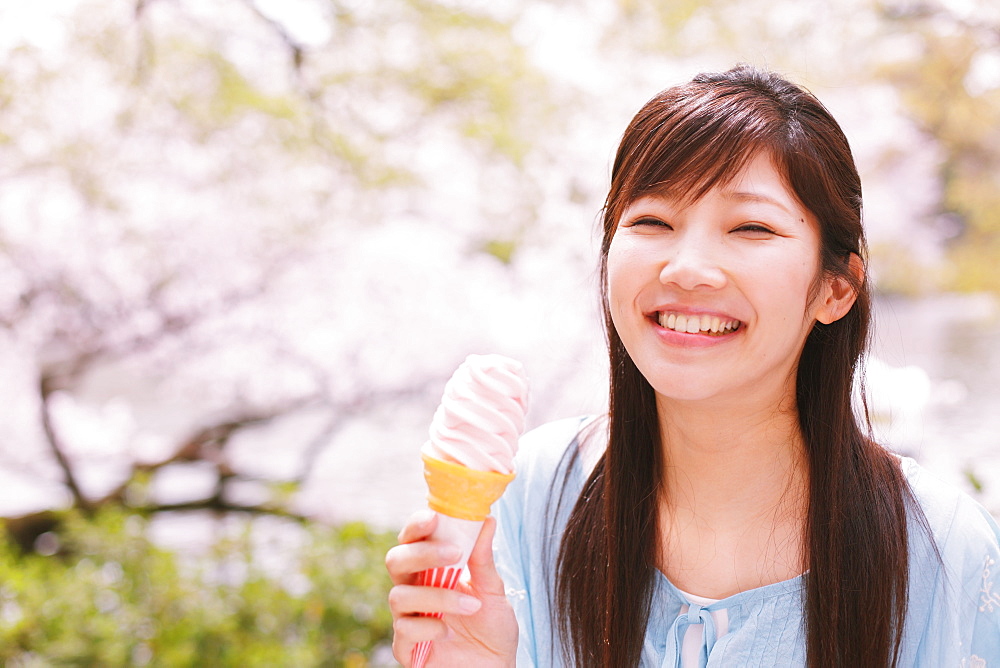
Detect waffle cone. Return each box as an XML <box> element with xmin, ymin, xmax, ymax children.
<box><xmin>421</xmin><ymin>453</ymin><xmax>515</xmax><ymax>521</ymax></box>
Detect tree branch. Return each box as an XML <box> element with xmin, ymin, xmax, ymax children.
<box><xmin>92</xmin><ymin>396</ymin><xmax>323</xmax><ymax>508</ymax></box>
<box><xmin>131</xmin><ymin>498</ymin><xmax>309</xmax><ymax>522</ymax></box>
<box><xmin>239</xmin><ymin>0</ymin><xmax>306</xmax><ymax>73</ymax></box>
<box><xmin>2</xmin><ymin>510</ymin><xmax>61</xmax><ymax>553</ymax></box>
<box><xmin>292</xmin><ymin>377</ymin><xmax>445</xmax><ymax>485</ymax></box>
<box><xmin>38</xmin><ymin>374</ymin><xmax>92</xmax><ymax>513</ymax></box>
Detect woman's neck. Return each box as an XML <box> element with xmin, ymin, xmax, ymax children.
<box><xmin>656</xmin><ymin>391</ymin><xmax>808</xmax><ymax>523</ymax></box>
<box><xmin>658</xmin><ymin>392</ymin><xmax>808</xmax><ymax>531</ymax></box>
<box><xmin>654</xmin><ymin>393</ymin><xmax>809</xmax><ymax>596</ymax></box>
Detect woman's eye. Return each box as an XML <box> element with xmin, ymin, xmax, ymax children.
<box><xmin>630</xmin><ymin>217</ymin><xmax>671</xmax><ymax>228</ymax></box>
<box><xmin>733</xmin><ymin>223</ymin><xmax>775</xmax><ymax>236</ymax></box>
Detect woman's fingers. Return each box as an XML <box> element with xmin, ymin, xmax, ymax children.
<box><xmin>388</xmin><ymin>583</ymin><xmax>483</xmax><ymax>619</ymax></box>
<box><xmin>391</xmin><ymin>614</ymin><xmax>447</xmax><ymax>666</ymax></box>
<box><xmin>386</xmin><ymin>513</ymin><xmax>518</xmax><ymax>666</ymax></box>
<box><xmin>385</xmin><ymin>539</ymin><xmax>462</xmax><ymax>586</ymax></box>
<box><xmin>388</xmin><ymin>583</ymin><xmax>485</xmax><ymax>664</ymax></box>
<box><xmin>396</xmin><ymin>509</ymin><xmax>437</xmax><ymax>544</ymax></box>
<box><xmin>465</xmin><ymin>516</ymin><xmax>505</xmax><ymax>595</ymax></box>
<box><xmin>386</xmin><ymin>510</ymin><xmax>464</xmax><ymax>586</ymax></box>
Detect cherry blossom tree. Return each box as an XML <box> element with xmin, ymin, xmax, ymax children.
<box><xmin>0</xmin><ymin>0</ymin><xmax>606</xmax><ymax>546</ymax></box>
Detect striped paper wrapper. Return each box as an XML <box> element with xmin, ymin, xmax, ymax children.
<box><xmin>410</xmin><ymin>515</ymin><xmax>483</xmax><ymax>668</ymax></box>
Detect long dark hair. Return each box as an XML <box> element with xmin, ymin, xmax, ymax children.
<box><xmin>554</xmin><ymin>65</ymin><xmax>915</xmax><ymax>667</ymax></box>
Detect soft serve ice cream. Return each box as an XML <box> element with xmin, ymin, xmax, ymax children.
<box><xmin>411</xmin><ymin>354</ymin><xmax>529</xmax><ymax>668</ymax></box>
<box><xmin>422</xmin><ymin>354</ymin><xmax>528</xmax><ymax>475</ymax></box>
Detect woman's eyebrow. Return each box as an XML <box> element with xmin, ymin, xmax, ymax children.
<box><xmin>723</xmin><ymin>191</ymin><xmax>795</xmax><ymax>215</ymax></box>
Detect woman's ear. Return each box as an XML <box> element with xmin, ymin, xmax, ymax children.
<box><xmin>815</xmin><ymin>253</ymin><xmax>864</xmax><ymax>325</ymax></box>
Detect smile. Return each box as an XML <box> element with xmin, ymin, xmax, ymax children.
<box><xmin>656</xmin><ymin>312</ymin><xmax>742</xmax><ymax>336</ymax></box>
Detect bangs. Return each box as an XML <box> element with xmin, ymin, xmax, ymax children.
<box><xmin>608</xmin><ymin>84</ymin><xmax>792</xmax><ymax>218</ymax></box>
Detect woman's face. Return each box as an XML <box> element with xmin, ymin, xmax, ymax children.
<box><xmin>607</xmin><ymin>152</ymin><xmax>843</xmax><ymax>409</ymax></box>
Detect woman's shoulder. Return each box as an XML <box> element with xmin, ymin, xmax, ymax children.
<box><xmin>897</xmin><ymin>461</ymin><xmax>1000</xmax><ymax>662</ymax></box>
<box><xmin>899</xmin><ymin>456</ymin><xmax>1000</xmax><ymax>567</ymax></box>
<box><xmin>495</xmin><ymin>415</ymin><xmax>605</xmax><ymax>514</ymax></box>
<box><xmin>514</xmin><ymin>415</ymin><xmax>605</xmax><ymax>483</ymax></box>
<box><xmin>493</xmin><ymin>417</ymin><xmax>599</xmax><ymax>567</ymax></box>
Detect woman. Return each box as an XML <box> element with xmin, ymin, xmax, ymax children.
<box><xmin>386</xmin><ymin>65</ymin><xmax>1000</xmax><ymax>666</ymax></box>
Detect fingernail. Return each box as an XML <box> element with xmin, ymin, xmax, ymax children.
<box><xmin>457</xmin><ymin>595</ymin><xmax>482</xmax><ymax>613</ymax></box>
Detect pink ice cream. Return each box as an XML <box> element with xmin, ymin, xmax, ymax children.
<box><xmin>421</xmin><ymin>354</ymin><xmax>529</xmax><ymax>474</ymax></box>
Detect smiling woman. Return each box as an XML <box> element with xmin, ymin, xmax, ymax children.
<box><xmin>385</xmin><ymin>65</ymin><xmax>1000</xmax><ymax>668</ymax></box>
<box><xmin>607</xmin><ymin>153</ymin><xmax>856</xmax><ymax>407</ymax></box>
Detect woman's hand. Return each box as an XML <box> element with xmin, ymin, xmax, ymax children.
<box><xmin>386</xmin><ymin>511</ymin><xmax>518</xmax><ymax>667</ymax></box>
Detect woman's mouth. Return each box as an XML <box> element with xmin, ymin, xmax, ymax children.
<box><xmin>656</xmin><ymin>312</ymin><xmax>742</xmax><ymax>336</ymax></box>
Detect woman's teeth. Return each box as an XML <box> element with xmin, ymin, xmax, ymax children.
<box><xmin>657</xmin><ymin>312</ymin><xmax>741</xmax><ymax>335</ymax></box>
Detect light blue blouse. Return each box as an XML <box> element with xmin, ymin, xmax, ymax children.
<box><xmin>493</xmin><ymin>417</ymin><xmax>1000</xmax><ymax>667</ymax></box>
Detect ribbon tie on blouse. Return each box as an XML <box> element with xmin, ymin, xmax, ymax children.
<box><xmin>668</xmin><ymin>602</ymin><xmax>718</xmax><ymax>668</ymax></box>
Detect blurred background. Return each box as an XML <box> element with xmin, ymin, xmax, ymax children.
<box><xmin>1</xmin><ymin>0</ymin><xmax>998</xmax><ymax>664</ymax></box>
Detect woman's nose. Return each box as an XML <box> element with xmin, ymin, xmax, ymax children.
<box><xmin>657</xmin><ymin>238</ymin><xmax>727</xmax><ymax>291</ymax></box>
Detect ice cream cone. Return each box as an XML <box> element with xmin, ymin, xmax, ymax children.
<box><xmin>411</xmin><ymin>354</ymin><xmax>527</xmax><ymax>667</ymax></box>
<box><xmin>412</xmin><ymin>456</ymin><xmax>514</xmax><ymax>668</ymax></box>
<box><xmin>421</xmin><ymin>453</ymin><xmax>515</xmax><ymax>521</ymax></box>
